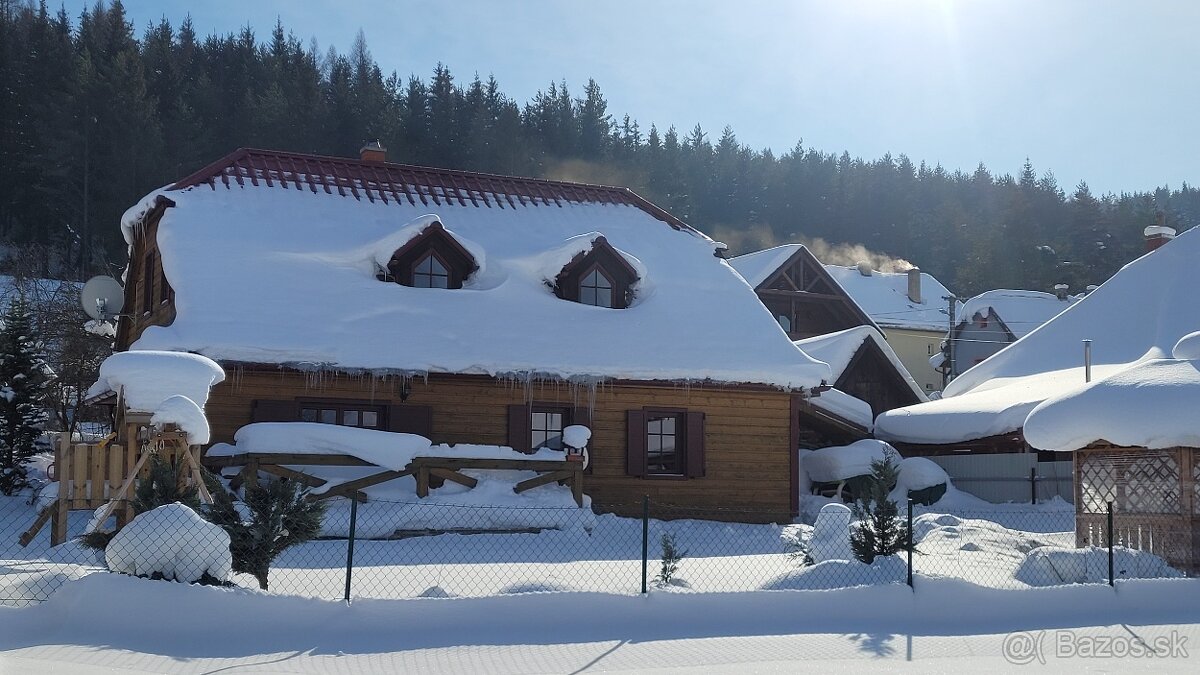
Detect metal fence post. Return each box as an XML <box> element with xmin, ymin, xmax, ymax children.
<box><xmin>1106</xmin><ymin>500</ymin><xmax>1114</xmax><ymax>587</ymax></box>
<box><xmin>906</xmin><ymin>498</ymin><xmax>914</xmax><ymax>589</ymax></box>
<box><xmin>641</xmin><ymin>495</ymin><xmax>649</xmax><ymax>594</ymax></box>
<box><xmin>344</xmin><ymin>495</ymin><xmax>359</xmax><ymax>603</ymax></box>
<box><xmin>1030</xmin><ymin>467</ymin><xmax>1037</xmax><ymax>505</ymax></box>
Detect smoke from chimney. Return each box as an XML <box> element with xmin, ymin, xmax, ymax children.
<box><xmin>801</xmin><ymin>237</ymin><xmax>914</xmax><ymax>273</ymax></box>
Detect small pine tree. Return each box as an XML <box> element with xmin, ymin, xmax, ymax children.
<box><xmin>206</xmin><ymin>477</ymin><xmax>326</xmax><ymax>590</ymax></box>
<box><xmin>849</xmin><ymin>456</ymin><xmax>914</xmax><ymax>564</ymax></box>
<box><xmin>0</xmin><ymin>296</ymin><xmax>50</xmax><ymax>495</ymax></box>
<box><xmin>655</xmin><ymin>532</ymin><xmax>687</xmax><ymax>585</ymax></box>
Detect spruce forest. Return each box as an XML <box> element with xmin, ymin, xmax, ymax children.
<box><xmin>2</xmin><ymin>0</ymin><xmax>1198</xmax><ymax>295</ymax></box>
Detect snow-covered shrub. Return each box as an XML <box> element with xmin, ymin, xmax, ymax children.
<box><xmin>206</xmin><ymin>477</ymin><xmax>326</xmax><ymax>590</ymax></box>
<box><xmin>850</xmin><ymin>456</ymin><xmax>914</xmax><ymax>564</ymax></box>
<box><xmin>782</xmin><ymin>502</ymin><xmax>856</xmax><ymax>565</ymax></box>
<box><xmin>105</xmin><ymin>503</ymin><xmax>232</xmax><ymax>583</ymax></box>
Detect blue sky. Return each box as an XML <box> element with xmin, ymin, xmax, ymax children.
<box><xmin>113</xmin><ymin>0</ymin><xmax>1198</xmax><ymax>195</ymax></box>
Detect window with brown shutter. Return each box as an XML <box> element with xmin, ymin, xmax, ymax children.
<box><xmin>626</xmin><ymin>408</ymin><xmax>705</xmax><ymax>479</ymax></box>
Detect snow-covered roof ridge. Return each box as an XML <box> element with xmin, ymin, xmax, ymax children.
<box><xmin>823</xmin><ymin>264</ymin><xmax>957</xmax><ymax>331</ymax></box>
<box><xmin>794</xmin><ymin>325</ymin><xmax>928</xmax><ymax>402</ymax></box>
<box><xmin>126</xmin><ymin>155</ymin><xmax>831</xmax><ymax>390</ymax></box>
<box><xmin>958</xmin><ymin>289</ymin><xmax>1079</xmax><ymax>339</ymax></box>
<box><xmin>1024</xmin><ymin>357</ymin><xmax>1200</xmax><ymax>452</ymax></box>
<box><xmin>728</xmin><ymin>244</ymin><xmax>806</xmax><ymax>288</ymax></box>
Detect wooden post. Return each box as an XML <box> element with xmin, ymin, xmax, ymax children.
<box><xmin>416</xmin><ymin>464</ymin><xmax>430</xmax><ymax>498</ymax></box>
<box><xmin>571</xmin><ymin>467</ymin><xmax>584</xmax><ymax>507</ymax></box>
<box><xmin>50</xmin><ymin>497</ymin><xmax>68</xmax><ymax>546</ymax></box>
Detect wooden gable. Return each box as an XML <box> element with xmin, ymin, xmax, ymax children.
<box><xmin>833</xmin><ymin>339</ymin><xmax>925</xmax><ymax>418</ymax></box>
<box><xmin>753</xmin><ymin>247</ymin><xmax>878</xmax><ymax>339</ymax></box>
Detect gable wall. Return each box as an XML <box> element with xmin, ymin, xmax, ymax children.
<box><xmin>951</xmin><ymin>311</ymin><xmax>1013</xmax><ymax>377</ymax></box>
<box><xmin>117</xmin><ymin>204</ymin><xmax>176</xmax><ymax>350</ymax></box>
<box><xmin>207</xmin><ymin>370</ymin><xmax>796</xmax><ymax>521</ymax></box>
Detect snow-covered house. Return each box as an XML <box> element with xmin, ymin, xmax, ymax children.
<box><xmin>794</xmin><ymin>326</ymin><xmax>927</xmax><ymax>420</ymax></box>
<box><xmin>729</xmin><ymin>244</ymin><xmax>877</xmax><ymax>339</ymax></box>
<box><xmin>947</xmin><ymin>289</ymin><xmax>1079</xmax><ymax>379</ymax></box>
<box><xmin>875</xmin><ymin>225</ymin><xmax>1200</xmax><ymax>457</ymax></box>
<box><xmin>823</xmin><ymin>263</ymin><xmax>957</xmax><ymax>394</ymax></box>
<box><xmin>1023</xmin><ymin>331</ymin><xmax>1200</xmax><ymax>574</ymax></box>
<box><xmin>113</xmin><ymin>146</ymin><xmax>837</xmax><ymax>519</ymax></box>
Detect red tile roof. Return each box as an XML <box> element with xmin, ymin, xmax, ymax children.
<box><xmin>169</xmin><ymin>148</ymin><xmax>695</xmax><ymax>232</ymax></box>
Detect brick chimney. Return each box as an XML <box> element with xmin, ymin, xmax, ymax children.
<box><xmin>907</xmin><ymin>267</ymin><xmax>922</xmax><ymax>303</ymax></box>
<box><xmin>359</xmin><ymin>140</ymin><xmax>387</xmax><ymax>163</ymax></box>
<box><xmin>1144</xmin><ymin>211</ymin><xmax>1176</xmax><ymax>252</ymax></box>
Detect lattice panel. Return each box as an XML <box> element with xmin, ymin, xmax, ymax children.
<box><xmin>1120</xmin><ymin>451</ymin><xmax>1180</xmax><ymax>514</ymax></box>
<box><xmin>1078</xmin><ymin>452</ymin><xmax>1118</xmax><ymax>513</ymax></box>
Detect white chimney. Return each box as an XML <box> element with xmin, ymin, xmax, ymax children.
<box><xmin>856</xmin><ymin>261</ymin><xmax>873</xmax><ymax>276</ymax></box>
<box><xmin>1053</xmin><ymin>283</ymin><xmax>1069</xmax><ymax>300</ymax></box>
<box><xmin>907</xmin><ymin>267</ymin><xmax>922</xmax><ymax>303</ymax></box>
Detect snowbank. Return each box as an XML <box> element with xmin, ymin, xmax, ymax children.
<box><xmin>105</xmin><ymin>504</ymin><xmax>232</xmax><ymax>582</ymax></box>
<box><xmin>151</xmin><ymin>395</ymin><xmax>210</xmax><ymax>445</ymax></box>
<box><xmin>210</xmin><ymin>423</ymin><xmax>566</xmax><ymax>473</ymax></box>
<box><xmin>1174</xmin><ymin>330</ymin><xmax>1200</xmax><ymax>360</ymax></box>
<box><xmin>1015</xmin><ymin>546</ymin><xmax>1183</xmax><ymax>586</ymax></box>
<box><xmin>1024</xmin><ymin>358</ymin><xmax>1200</xmax><ymax>451</ymax></box>
<box><xmin>89</xmin><ymin>350</ymin><xmax>225</xmax><ymax>411</ymax></box>
<box><xmin>761</xmin><ymin>555</ymin><xmax>906</xmax><ymax>591</ymax></box>
<box><xmin>803</xmin><ymin>439</ymin><xmax>893</xmax><ymax>483</ymax></box>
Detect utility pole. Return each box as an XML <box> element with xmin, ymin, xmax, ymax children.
<box><xmin>943</xmin><ymin>294</ymin><xmax>958</xmax><ymax>387</ymax></box>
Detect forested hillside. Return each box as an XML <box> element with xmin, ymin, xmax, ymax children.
<box><xmin>2</xmin><ymin>0</ymin><xmax>1197</xmax><ymax>295</ymax></box>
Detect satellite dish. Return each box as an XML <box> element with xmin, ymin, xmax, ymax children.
<box><xmin>81</xmin><ymin>276</ymin><xmax>124</xmax><ymax>321</ymax></box>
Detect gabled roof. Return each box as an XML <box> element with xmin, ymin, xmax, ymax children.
<box><xmin>794</xmin><ymin>325</ymin><xmax>927</xmax><ymax>401</ymax></box>
<box><xmin>121</xmin><ymin>149</ymin><xmax>832</xmax><ymax>389</ymax></box>
<box><xmin>876</xmin><ymin>227</ymin><xmax>1200</xmax><ymax>445</ymax></box>
<box><xmin>824</xmin><ymin>264</ymin><xmax>957</xmax><ymax>332</ymax></box>
<box><xmin>168</xmin><ymin>148</ymin><xmax>694</xmax><ymax>233</ymax></box>
<box><xmin>729</xmin><ymin>244</ymin><xmax>878</xmax><ymax>331</ymax></box>
<box><xmin>957</xmin><ymin>289</ymin><xmax>1079</xmax><ymax>340</ymax></box>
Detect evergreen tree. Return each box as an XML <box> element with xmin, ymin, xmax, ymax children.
<box><xmin>0</xmin><ymin>295</ymin><xmax>49</xmax><ymax>494</ymax></box>
<box><xmin>849</xmin><ymin>455</ymin><xmax>913</xmax><ymax>564</ymax></box>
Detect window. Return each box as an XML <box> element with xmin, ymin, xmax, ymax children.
<box><xmin>579</xmin><ymin>267</ymin><xmax>614</xmax><ymax>308</ymax></box>
<box><xmin>383</xmin><ymin>221</ymin><xmax>478</xmax><ymax>290</ymax></box>
<box><xmin>626</xmin><ymin>409</ymin><xmax>705</xmax><ymax>478</ymax></box>
<box><xmin>553</xmin><ymin>236</ymin><xmax>639</xmax><ymax>309</ymax></box>
<box><xmin>645</xmin><ymin>413</ymin><xmax>682</xmax><ymax>475</ymax></box>
<box><xmin>300</xmin><ymin>403</ymin><xmax>383</xmax><ymax>429</ymax></box>
<box><xmin>531</xmin><ymin>407</ymin><xmax>567</xmax><ymax>449</ymax></box>
<box><xmin>412</xmin><ymin>252</ymin><xmax>450</xmax><ymax>289</ymax></box>
<box><xmin>776</xmin><ymin>314</ymin><xmax>792</xmax><ymax>333</ymax></box>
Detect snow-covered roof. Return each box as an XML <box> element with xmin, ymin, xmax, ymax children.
<box><xmin>727</xmin><ymin>244</ymin><xmax>806</xmax><ymax>288</ymax></box>
<box><xmin>808</xmin><ymin>388</ymin><xmax>874</xmax><ymax>430</ymax></box>
<box><xmin>823</xmin><ymin>264</ymin><xmax>957</xmax><ymax>332</ymax></box>
<box><xmin>1024</xmin><ymin>356</ymin><xmax>1200</xmax><ymax>452</ymax></box>
<box><xmin>957</xmin><ymin>289</ymin><xmax>1079</xmax><ymax>339</ymax></box>
<box><xmin>794</xmin><ymin>326</ymin><xmax>927</xmax><ymax>401</ymax></box>
<box><xmin>876</xmin><ymin>227</ymin><xmax>1200</xmax><ymax>445</ymax></box>
<box><xmin>123</xmin><ymin>150</ymin><xmax>830</xmax><ymax>389</ymax></box>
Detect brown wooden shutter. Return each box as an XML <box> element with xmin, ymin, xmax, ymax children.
<box><xmin>626</xmin><ymin>410</ymin><xmax>646</xmax><ymax>477</ymax></box>
<box><xmin>507</xmin><ymin>404</ymin><xmax>531</xmax><ymax>453</ymax></box>
<box><xmin>387</xmin><ymin>404</ymin><xmax>433</xmax><ymax>438</ymax></box>
<box><xmin>251</xmin><ymin>399</ymin><xmax>296</xmax><ymax>422</ymax></box>
<box><xmin>685</xmin><ymin>411</ymin><xmax>706</xmax><ymax>478</ymax></box>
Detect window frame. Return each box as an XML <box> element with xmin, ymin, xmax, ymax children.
<box><xmin>411</xmin><ymin>250</ymin><xmax>453</xmax><ymax>289</ymax></box>
<box><xmin>578</xmin><ymin>265</ymin><xmax>617</xmax><ymax>308</ymax></box>
<box><xmin>643</xmin><ymin>409</ymin><xmax>686</xmax><ymax>477</ymax></box>
<box><xmin>530</xmin><ymin>404</ymin><xmax>571</xmax><ymax>450</ymax></box>
<box><xmin>297</xmin><ymin>399</ymin><xmax>387</xmax><ymax>430</ymax></box>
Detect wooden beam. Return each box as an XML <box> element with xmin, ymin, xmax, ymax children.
<box><xmin>316</xmin><ymin>469</ymin><xmax>413</xmax><ymax>501</ymax></box>
<box><xmin>429</xmin><ymin>467</ymin><xmax>478</xmax><ymax>489</ymax></box>
<box><xmin>409</xmin><ymin>457</ymin><xmax>571</xmax><ymax>472</ymax></box>
<box><xmin>514</xmin><ymin>470</ymin><xmax>574</xmax><ymax>493</ymax></box>
<box><xmin>258</xmin><ymin>464</ymin><xmax>328</xmax><ymax>488</ymax></box>
<box><xmin>19</xmin><ymin>502</ymin><xmax>56</xmax><ymax>547</ymax></box>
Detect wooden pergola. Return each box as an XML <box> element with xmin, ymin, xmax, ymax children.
<box><xmin>1075</xmin><ymin>443</ymin><xmax>1198</xmax><ymax>575</ymax></box>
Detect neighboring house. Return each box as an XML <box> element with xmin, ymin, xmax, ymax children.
<box><xmin>113</xmin><ymin>146</ymin><xmax>838</xmax><ymax>520</ymax></box>
<box><xmin>875</xmin><ymin>224</ymin><xmax>1196</xmax><ymax>457</ymax></box>
<box><xmin>948</xmin><ymin>289</ymin><xmax>1080</xmax><ymax>378</ymax></box>
<box><xmin>795</xmin><ymin>326</ymin><xmax>928</xmax><ymax>421</ymax></box>
<box><xmin>728</xmin><ymin>244</ymin><xmax>877</xmax><ymax>339</ymax></box>
<box><xmin>823</xmin><ymin>263</ymin><xmax>958</xmax><ymax>394</ymax></box>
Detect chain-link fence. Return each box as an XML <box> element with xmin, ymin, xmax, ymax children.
<box><xmin>1</xmin><ymin>492</ymin><xmax>1190</xmax><ymax>606</ymax></box>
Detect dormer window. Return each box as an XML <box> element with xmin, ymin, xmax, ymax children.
<box><xmin>413</xmin><ymin>252</ymin><xmax>450</xmax><ymax>288</ymax></box>
<box><xmin>382</xmin><ymin>221</ymin><xmax>478</xmax><ymax>290</ymax></box>
<box><xmin>580</xmin><ymin>267</ymin><xmax>615</xmax><ymax>307</ymax></box>
<box><xmin>553</xmin><ymin>236</ymin><xmax>639</xmax><ymax>309</ymax></box>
